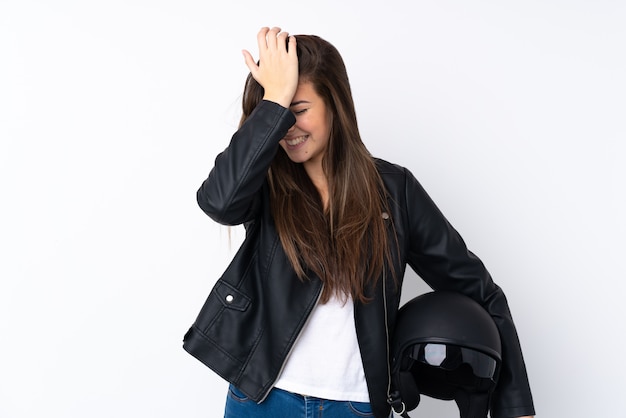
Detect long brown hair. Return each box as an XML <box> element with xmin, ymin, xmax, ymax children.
<box><xmin>240</xmin><ymin>35</ymin><xmax>394</xmax><ymax>303</ymax></box>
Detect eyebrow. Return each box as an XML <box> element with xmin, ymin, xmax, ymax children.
<box><xmin>290</xmin><ymin>100</ymin><xmax>311</xmax><ymax>107</ymax></box>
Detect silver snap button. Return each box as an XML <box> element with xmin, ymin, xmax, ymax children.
<box><xmin>225</xmin><ymin>294</ymin><xmax>234</xmax><ymax>303</ymax></box>
<box><xmin>381</xmin><ymin>212</ymin><xmax>390</xmax><ymax>220</ymax></box>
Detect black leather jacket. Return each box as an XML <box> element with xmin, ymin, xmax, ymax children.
<box><xmin>183</xmin><ymin>100</ymin><xmax>535</xmax><ymax>418</ymax></box>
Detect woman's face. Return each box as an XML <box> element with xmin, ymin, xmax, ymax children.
<box><xmin>280</xmin><ymin>81</ymin><xmax>332</xmax><ymax>171</ymax></box>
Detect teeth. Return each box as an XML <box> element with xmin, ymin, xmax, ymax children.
<box><xmin>286</xmin><ymin>135</ymin><xmax>307</xmax><ymax>146</ymax></box>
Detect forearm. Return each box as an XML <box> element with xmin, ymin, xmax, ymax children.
<box><xmin>197</xmin><ymin>101</ymin><xmax>295</xmax><ymax>225</ymax></box>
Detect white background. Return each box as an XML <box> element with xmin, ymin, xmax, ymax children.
<box><xmin>1</xmin><ymin>0</ymin><xmax>625</xmax><ymax>417</ymax></box>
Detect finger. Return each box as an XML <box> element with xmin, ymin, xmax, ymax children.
<box><xmin>257</xmin><ymin>27</ymin><xmax>270</xmax><ymax>51</ymax></box>
<box><xmin>266</xmin><ymin>26</ymin><xmax>282</xmax><ymax>50</ymax></box>
<box><xmin>276</xmin><ymin>31</ymin><xmax>290</xmax><ymax>52</ymax></box>
<box><xmin>287</xmin><ymin>34</ymin><xmax>297</xmax><ymax>54</ymax></box>
<box><xmin>241</xmin><ymin>49</ymin><xmax>258</xmax><ymax>75</ymax></box>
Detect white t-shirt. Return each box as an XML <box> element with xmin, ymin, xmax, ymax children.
<box><xmin>274</xmin><ymin>293</ymin><xmax>370</xmax><ymax>402</ymax></box>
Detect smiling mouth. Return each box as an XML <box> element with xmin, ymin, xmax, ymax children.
<box><xmin>285</xmin><ymin>135</ymin><xmax>308</xmax><ymax>146</ymax></box>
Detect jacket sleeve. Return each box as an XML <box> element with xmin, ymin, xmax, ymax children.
<box><xmin>197</xmin><ymin>101</ymin><xmax>296</xmax><ymax>225</ymax></box>
<box><xmin>402</xmin><ymin>167</ymin><xmax>535</xmax><ymax>418</ymax></box>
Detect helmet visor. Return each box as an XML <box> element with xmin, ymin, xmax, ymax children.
<box><xmin>409</xmin><ymin>343</ymin><xmax>497</xmax><ymax>379</ymax></box>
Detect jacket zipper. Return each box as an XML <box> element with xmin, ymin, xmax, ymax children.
<box><xmin>257</xmin><ymin>284</ymin><xmax>324</xmax><ymax>403</ymax></box>
<box><xmin>382</xmin><ymin>268</ymin><xmax>393</xmax><ymax>404</ymax></box>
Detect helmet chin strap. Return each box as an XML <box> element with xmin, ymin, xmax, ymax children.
<box><xmin>388</xmin><ymin>369</ymin><xmax>420</xmax><ymax>418</ymax></box>
<box><xmin>390</xmin><ymin>391</ymin><xmax>492</xmax><ymax>418</ymax></box>
<box><xmin>454</xmin><ymin>390</ymin><xmax>492</xmax><ymax>418</ymax></box>
<box><xmin>389</xmin><ymin>369</ymin><xmax>494</xmax><ymax>418</ymax></box>
<box><xmin>388</xmin><ymin>390</ymin><xmax>412</xmax><ymax>418</ymax></box>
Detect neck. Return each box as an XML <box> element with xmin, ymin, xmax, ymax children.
<box><xmin>304</xmin><ymin>161</ymin><xmax>329</xmax><ymax>210</ymax></box>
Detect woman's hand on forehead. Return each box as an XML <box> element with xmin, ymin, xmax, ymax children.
<box><xmin>242</xmin><ymin>27</ymin><xmax>299</xmax><ymax>108</ymax></box>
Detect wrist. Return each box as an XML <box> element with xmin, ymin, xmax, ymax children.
<box><xmin>262</xmin><ymin>93</ymin><xmax>292</xmax><ymax>109</ymax></box>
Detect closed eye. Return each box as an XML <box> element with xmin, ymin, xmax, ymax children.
<box><xmin>293</xmin><ymin>109</ymin><xmax>308</xmax><ymax>115</ymax></box>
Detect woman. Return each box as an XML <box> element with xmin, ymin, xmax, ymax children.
<box><xmin>183</xmin><ymin>27</ymin><xmax>536</xmax><ymax>418</ymax></box>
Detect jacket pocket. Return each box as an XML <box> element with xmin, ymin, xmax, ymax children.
<box><xmin>213</xmin><ymin>280</ymin><xmax>251</xmax><ymax>312</ymax></box>
<box><xmin>191</xmin><ymin>236</ymin><xmax>265</xmax><ymax>367</ymax></box>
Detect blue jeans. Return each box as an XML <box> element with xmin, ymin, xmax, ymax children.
<box><xmin>224</xmin><ymin>384</ymin><xmax>379</xmax><ymax>418</ymax></box>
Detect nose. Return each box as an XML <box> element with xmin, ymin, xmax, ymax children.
<box><xmin>286</xmin><ymin>123</ymin><xmax>296</xmax><ymax>133</ymax></box>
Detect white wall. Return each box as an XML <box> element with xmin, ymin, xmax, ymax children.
<box><xmin>1</xmin><ymin>1</ymin><xmax>624</xmax><ymax>417</ymax></box>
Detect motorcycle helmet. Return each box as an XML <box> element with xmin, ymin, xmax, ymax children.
<box><xmin>388</xmin><ymin>291</ymin><xmax>502</xmax><ymax>418</ymax></box>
